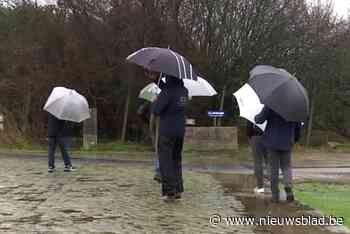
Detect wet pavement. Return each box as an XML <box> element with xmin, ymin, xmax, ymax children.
<box><xmin>0</xmin><ymin>154</ymin><xmax>348</xmax><ymax>234</ymax></box>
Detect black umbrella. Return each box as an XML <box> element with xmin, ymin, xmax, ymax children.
<box><xmin>248</xmin><ymin>65</ymin><xmax>309</xmax><ymax>122</ymax></box>
<box><xmin>126</xmin><ymin>47</ymin><xmax>198</xmax><ymax>80</ymax></box>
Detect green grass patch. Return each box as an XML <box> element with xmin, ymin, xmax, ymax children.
<box><xmin>295</xmin><ymin>182</ymin><xmax>350</xmax><ymax>227</ymax></box>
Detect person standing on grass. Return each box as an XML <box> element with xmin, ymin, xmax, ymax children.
<box><xmin>152</xmin><ymin>74</ymin><xmax>189</xmax><ymax>201</ymax></box>
<box><xmin>246</xmin><ymin>121</ymin><xmax>269</xmax><ymax>194</ymax></box>
<box><xmin>255</xmin><ymin>106</ymin><xmax>301</xmax><ymax>203</ymax></box>
<box><xmin>47</xmin><ymin>113</ymin><xmax>75</xmax><ymax>173</ymax></box>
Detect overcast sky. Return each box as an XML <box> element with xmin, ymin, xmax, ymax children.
<box><xmin>312</xmin><ymin>0</ymin><xmax>350</xmax><ymax>18</ymax></box>
<box><xmin>37</xmin><ymin>0</ymin><xmax>349</xmax><ymax>18</ymax></box>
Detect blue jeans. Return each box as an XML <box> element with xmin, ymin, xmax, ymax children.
<box><xmin>48</xmin><ymin>137</ymin><xmax>72</xmax><ymax>168</ymax></box>
<box><xmin>155</xmin><ymin>159</ymin><xmax>160</xmax><ymax>176</ymax></box>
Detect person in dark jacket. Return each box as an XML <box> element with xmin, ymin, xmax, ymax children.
<box><xmin>47</xmin><ymin>113</ymin><xmax>75</xmax><ymax>173</ymax></box>
<box><xmin>255</xmin><ymin>107</ymin><xmax>301</xmax><ymax>203</ymax></box>
<box><xmin>141</xmin><ymin>70</ymin><xmax>166</xmax><ymax>182</ymax></box>
<box><xmin>152</xmin><ymin>74</ymin><xmax>189</xmax><ymax>201</ymax></box>
<box><xmin>246</xmin><ymin>121</ymin><xmax>268</xmax><ymax>194</ymax></box>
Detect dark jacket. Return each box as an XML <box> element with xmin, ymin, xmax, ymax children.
<box><xmin>255</xmin><ymin>107</ymin><xmax>301</xmax><ymax>151</ymax></box>
<box><xmin>152</xmin><ymin>76</ymin><xmax>189</xmax><ymax>137</ymax></box>
<box><xmin>48</xmin><ymin>114</ymin><xmax>69</xmax><ymax>137</ymax></box>
<box><xmin>137</xmin><ymin>101</ymin><xmax>151</xmax><ymax>124</ymax></box>
<box><xmin>246</xmin><ymin>121</ymin><xmax>263</xmax><ymax>139</ymax></box>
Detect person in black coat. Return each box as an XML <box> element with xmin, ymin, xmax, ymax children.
<box><xmin>255</xmin><ymin>107</ymin><xmax>301</xmax><ymax>203</ymax></box>
<box><xmin>152</xmin><ymin>74</ymin><xmax>189</xmax><ymax>201</ymax></box>
<box><xmin>246</xmin><ymin>121</ymin><xmax>269</xmax><ymax>194</ymax></box>
<box><xmin>47</xmin><ymin>113</ymin><xmax>75</xmax><ymax>172</ymax></box>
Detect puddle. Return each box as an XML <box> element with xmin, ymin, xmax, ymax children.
<box><xmin>213</xmin><ymin>173</ymin><xmax>349</xmax><ymax>234</ymax></box>
<box><xmin>60</xmin><ymin>209</ymin><xmax>83</xmax><ymax>214</ymax></box>
<box><xmin>11</xmin><ymin>214</ymin><xmax>42</xmax><ymax>225</ymax></box>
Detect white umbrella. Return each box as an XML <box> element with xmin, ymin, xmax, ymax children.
<box><xmin>139</xmin><ymin>77</ymin><xmax>217</xmax><ymax>102</ymax></box>
<box><xmin>183</xmin><ymin>77</ymin><xmax>217</xmax><ymax>97</ymax></box>
<box><xmin>138</xmin><ymin>83</ymin><xmax>161</xmax><ymax>102</ymax></box>
<box><xmin>43</xmin><ymin>87</ymin><xmax>91</xmax><ymax>123</ymax></box>
<box><xmin>233</xmin><ymin>83</ymin><xmax>267</xmax><ymax>131</ymax></box>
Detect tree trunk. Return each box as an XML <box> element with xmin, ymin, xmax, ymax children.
<box><xmin>121</xmin><ymin>86</ymin><xmax>130</xmax><ymax>142</ymax></box>
<box><xmin>21</xmin><ymin>88</ymin><xmax>32</xmax><ymax>135</ymax></box>
<box><xmin>306</xmin><ymin>98</ymin><xmax>314</xmax><ymax>146</ymax></box>
<box><xmin>121</xmin><ymin>72</ymin><xmax>132</xmax><ymax>142</ymax></box>
<box><xmin>217</xmin><ymin>86</ymin><xmax>226</xmax><ymax>126</ymax></box>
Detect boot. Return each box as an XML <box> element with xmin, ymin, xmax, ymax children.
<box><xmin>285</xmin><ymin>187</ymin><xmax>294</xmax><ymax>202</ymax></box>
<box><xmin>271</xmin><ymin>193</ymin><xmax>279</xmax><ymax>203</ymax></box>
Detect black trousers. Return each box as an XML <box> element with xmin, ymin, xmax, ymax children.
<box><xmin>158</xmin><ymin>135</ymin><xmax>184</xmax><ymax>196</ymax></box>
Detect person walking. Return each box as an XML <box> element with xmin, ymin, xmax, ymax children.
<box><xmin>47</xmin><ymin>113</ymin><xmax>75</xmax><ymax>173</ymax></box>
<box><xmin>255</xmin><ymin>107</ymin><xmax>301</xmax><ymax>203</ymax></box>
<box><xmin>246</xmin><ymin>121</ymin><xmax>269</xmax><ymax>194</ymax></box>
<box><xmin>152</xmin><ymin>74</ymin><xmax>189</xmax><ymax>201</ymax></box>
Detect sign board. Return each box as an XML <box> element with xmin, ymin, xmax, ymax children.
<box><xmin>186</xmin><ymin>118</ymin><xmax>196</xmax><ymax>125</ymax></box>
<box><xmin>208</xmin><ymin>111</ymin><xmax>224</xmax><ymax>118</ymax></box>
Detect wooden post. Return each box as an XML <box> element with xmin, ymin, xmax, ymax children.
<box><xmin>0</xmin><ymin>114</ymin><xmax>3</xmax><ymax>131</ymax></box>
<box><xmin>83</xmin><ymin>108</ymin><xmax>98</xmax><ymax>149</ymax></box>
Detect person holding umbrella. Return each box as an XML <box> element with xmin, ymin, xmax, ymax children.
<box><xmin>126</xmin><ymin>47</ymin><xmax>200</xmax><ymax>200</ymax></box>
<box><xmin>250</xmin><ymin>65</ymin><xmax>308</xmax><ymax>203</ymax></box>
<box><xmin>233</xmin><ymin>83</ymin><xmax>269</xmax><ymax>194</ymax></box>
<box><xmin>246</xmin><ymin>121</ymin><xmax>269</xmax><ymax>194</ymax></box>
<box><xmin>152</xmin><ymin>74</ymin><xmax>189</xmax><ymax>201</ymax></box>
<box><xmin>44</xmin><ymin>87</ymin><xmax>90</xmax><ymax>173</ymax></box>
<box><xmin>138</xmin><ymin>69</ymin><xmax>165</xmax><ymax>182</ymax></box>
<box><xmin>47</xmin><ymin>113</ymin><xmax>75</xmax><ymax>172</ymax></box>
<box><xmin>255</xmin><ymin>107</ymin><xmax>301</xmax><ymax>203</ymax></box>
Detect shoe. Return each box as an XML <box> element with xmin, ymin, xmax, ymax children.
<box><xmin>254</xmin><ymin>187</ymin><xmax>265</xmax><ymax>194</ymax></box>
<box><xmin>271</xmin><ymin>195</ymin><xmax>279</xmax><ymax>203</ymax></box>
<box><xmin>161</xmin><ymin>195</ymin><xmax>175</xmax><ymax>202</ymax></box>
<box><xmin>285</xmin><ymin>187</ymin><xmax>294</xmax><ymax>202</ymax></box>
<box><xmin>174</xmin><ymin>193</ymin><xmax>182</xmax><ymax>199</ymax></box>
<box><xmin>153</xmin><ymin>174</ymin><xmax>161</xmax><ymax>183</ymax></box>
<box><xmin>48</xmin><ymin>167</ymin><xmax>55</xmax><ymax>173</ymax></box>
<box><xmin>271</xmin><ymin>197</ymin><xmax>279</xmax><ymax>203</ymax></box>
<box><xmin>64</xmin><ymin>166</ymin><xmax>76</xmax><ymax>172</ymax></box>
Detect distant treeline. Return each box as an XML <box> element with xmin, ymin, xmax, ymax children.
<box><xmin>0</xmin><ymin>0</ymin><xmax>349</xmax><ymax>144</ymax></box>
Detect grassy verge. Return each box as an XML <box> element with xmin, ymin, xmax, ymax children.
<box><xmin>295</xmin><ymin>182</ymin><xmax>350</xmax><ymax>228</ymax></box>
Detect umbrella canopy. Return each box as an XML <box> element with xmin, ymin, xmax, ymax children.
<box><xmin>233</xmin><ymin>84</ymin><xmax>267</xmax><ymax>131</ymax></box>
<box><xmin>183</xmin><ymin>77</ymin><xmax>217</xmax><ymax>97</ymax></box>
<box><xmin>139</xmin><ymin>77</ymin><xmax>217</xmax><ymax>102</ymax></box>
<box><xmin>126</xmin><ymin>47</ymin><xmax>198</xmax><ymax>80</ymax></box>
<box><xmin>138</xmin><ymin>83</ymin><xmax>161</xmax><ymax>102</ymax></box>
<box><xmin>44</xmin><ymin>87</ymin><xmax>90</xmax><ymax>123</ymax></box>
<box><xmin>248</xmin><ymin>65</ymin><xmax>309</xmax><ymax>122</ymax></box>
<box><xmin>161</xmin><ymin>76</ymin><xmax>217</xmax><ymax>97</ymax></box>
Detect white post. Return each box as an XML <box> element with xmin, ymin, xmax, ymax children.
<box><xmin>83</xmin><ymin>108</ymin><xmax>98</xmax><ymax>149</ymax></box>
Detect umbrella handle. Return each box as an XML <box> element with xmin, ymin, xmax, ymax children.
<box><xmin>157</xmin><ymin>72</ymin><xmax>162</xmax><ymax>86</ymax></box>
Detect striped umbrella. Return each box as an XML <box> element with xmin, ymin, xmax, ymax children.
<box><xmin>126</xmin><ymin>47</ymin><xmax>198</xmax><ymax>80</ymax></box>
